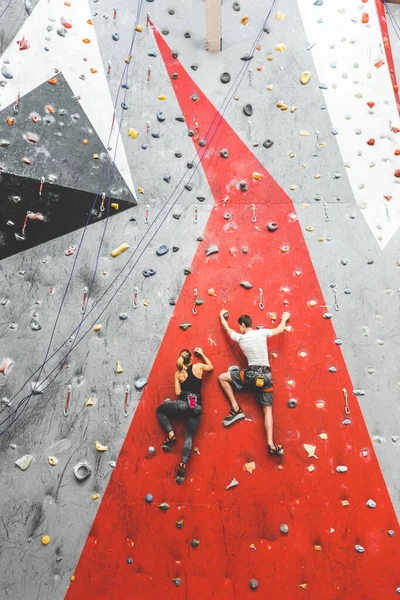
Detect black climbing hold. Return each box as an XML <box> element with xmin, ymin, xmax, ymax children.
<box><xmin>127</xmin><ymin>558</ymin><xmax>133</xmax><ymax>564</ymax></box>
<box><xmin>267</xmin><ymin>222</ymin><xmax>279</xmax><ymax>232</ymax></box>
<box><xmin>184</xmin><ymin>32</ymin><xmax>191</xmax><ymax>38</ymax></box>
<box><xmin>220</xmin><ymin>72</ymin><xmax>231</xmax><ymax>84</ymax></box>
<box><xmin>223</xmin><ymin>311</ymin><xmax>229</xmax><ymax>319</ymax></box>
<box><xmin>172</xmin><ymin>579</ymin><xmax>181</xmax><ymax>587</ymax></box>
<box><xmin>239</xmin><ymin>181</ymin><xmax>248</xmax><ymax>191</ymax></box>
<box><xmin>197</xmin><ymin>196</ymin><xmax>205</xmax><ymax>202</ymax></box>
<box><xmin>172</xmin><ymin>246</ymin><xmax>179</xmax><ymax>252</ymax></box>
<box><xmin>156</xmin><ymin>245</ymin><xmax>169</xmax><ymax>256</ymax></box>
<box><xmin>157</xmin><ymin>112</ymin><xmax>166</xmax><ymax>122</ymax></box>
<box><xmin>112</xmin><ymin>33</ymin><xmax>120</xmax><ymax>41</ymax></box>
<box><xmin>148</xmin><ymin>51</ymin><xmax>157</xmax><ymax>57</ymax></box>
<box><xmin>184</xmin><ymin>268</ymin><xmax>191</xmax><ymax>275</ymax></box>
<box><xmin>243</xmin><ymin>104</ymin><xmax>253</xmax><ymax>116</ymax></box>
<box><xmin>163</xmin><ymin>176</ymin><xmax>171</xmax><ymax>183</ymax></box>
<box><xmin>171</xmin><ymin>49</ymin><xmax>178</xmax><ymax>58</ymax></box>
<box><xmin>169</xmin><ymin>300</ymin><xmax>176</xmax><ymax>306</ymax></box>
<box><xmin>162</xmin><ymin>29</ymin><xmax>169</xmax><ymax>36</ymax></box>
<box><xmin>191</xmin><ymin>64</ymin><xmax>198</xmax><ymax>71</ymax></box>
<box><xmin>224</xmin><ymin>213</ymin><xmax>232</xmax><ymax>220</ymax></box>
<box><xmin>159</xmin><ymin>502</ymin><xmax>170</xmax><ymax>511</ymax></box>
<box><xmin>121</xmin><ymin>102</ymin><xmax>128</xmax><ymax>110</ymax></box>
<box><xmin>184</xmin><ymin>183</ymin><xmax>193</xmax><ymax>191</ymax></box>
<box><xmin>194</xmin><ymin>298</ymin><xmax>204</xmax><ymax>306</ymax></box>
<box><xmin>151</xmin><ymin>133</ymin><xmax>160</xmax><ymax>138</ymax></box>
<box><xmin>191</xmin><ymin>539</ymin><xmax>200</xmax><ymax>548</ymax></box>
<box><xmin>179</xmin><ymin>323</ymin><xmax>192</xmax><ymax>331</ymax></box>
<box><xmin>287</xmin><ymin>398</ymin><xmax>298</xmax><ymax>408</ymax></box>
<box><xmin>142</xmin><ymin>269</ymin><xmax>156</xmax><ymax>277</ymax></box>
<box><xmin>263</xmin><ymin>27</ymin><xmax>270</xmax><ymax>33</ymax></box>
<box><xmin>171</xmin><ymin>73</ymin><xmax>178</xmax><ymax>80</ymax></box>
<box><xmin>323</xmin><ymin>313</ymin><xmax>332</xmax><ymax>319</ymax></box>
<box><xmin>187</xmin><ymin>162</ymin><xmax>193</xmax><ymax>169</ymax></box>
<box><xmin>168</xmin><ymin>8</ymin><xmax>175</xmax><ymax>15</ymax></box>
<box><xmin>175</xmin><ymin>152</ymin><xmax>182</xmax><ymax>158</ymax></box>
<box><xmin>176</xmin><ymin>519</ymin><xmax>184</xmax><ymax>529</ymax></box>
<box><xmin>121</xmin><ymin>83</ymin><xmax>129</xmax><ymax>89</ymax></box>
<box><xmin>249</xmin><ymin>579</ymin><xmax>259</xmax><ymax>590</ymax></box>
<box><xmin>242</xmin><ymin>247</ymin><xmax>249</xmax><ymax>254</ymax></box>
<box><xmin>220</xmin><ymin>149</ymin><xmax>229</xmax><ymax>158</ymax></box>
<box><xmin>197</xmin><ymin>236</ymin><xmax>203</xmax><ymax>242</ymax></box>
<box><xmin>232</xmin><ymin>2</ymin><xmax>240</xmax><ymax>11</ymax></box>
<box><xmin>206</xmin><ymin>244</ymin><xmax>219</xmax><ymax>257</ymax></box>
<box><xmin>175</xmin><ymin>115</ymin><xmax>185</xmax><ymax>122</ymax></box>
<box><xmin>240</xmin><ymin>55</ymin><xmax>254</xmax><ymax>61</ymax></box>
<box><xmin>30</xmin><ymin>319</ymin><xmax>41</xmax><ymax>331</ymax></box>
<box><xmin>240</xmin><ymin>281</ymin><xmax>253</xmax><ymax>290</ymax></box>
<box><xmin>367</xmin><ymin>259</ymin><xmax>374</xmax><ymax>265</ymax></box>
<box><xmin>191</xmin><ymin>94</ymin><xmax>199</xmax><ymax>102</ymax></box>
<box><xmin>173</xmin><ymin>213</ymin><xmax>181</xmax><ymax>219</ymax></box>
<box><xmin>263</xmin><ymin>139</ymin><xmax>274</xmax><ymax>149</ymax></box>
<box><xmin>199</xmin><ymin>139</ymin><xmax>206</xmax><ymax>147</ymax></box>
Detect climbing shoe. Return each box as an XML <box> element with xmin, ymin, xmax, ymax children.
<box><xmin>268</xmin><ymin>444</ymin><xmax>284</xmax><ymax>456</ymax></box>
<box><xmin>222</xmin><ymin>407</ymin><xmax>246</xmax><ymax>427</ymax></box>
<box><xmin>161</xmin><ymin>435</ymin><xmax>177</xmax><ymax>452</ymax></box>
<box><xmin>175</xmin><ymin>464</ymin><xmax>186</xmax><ymax>485</ymax></box>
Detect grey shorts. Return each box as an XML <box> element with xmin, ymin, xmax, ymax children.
<box><xmin>228</xmin><ymin>365</ymin><xmax>273</xmax><ymax>407</ymax></box>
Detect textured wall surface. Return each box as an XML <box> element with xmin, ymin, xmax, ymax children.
<box><xmin>0</xmin><ymin>0</ymin><xmax>399</xmax><ymax>599</ymax></box>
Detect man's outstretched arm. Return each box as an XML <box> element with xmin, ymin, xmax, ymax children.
<box><xmin>269</xmin><ymin>312</ymin><xmax>291</xmax><ymax>336</ymax></box>
<box><xmin>219</xmin><ymin>310</ymin><xmax>236</xmax><ymax>338</ymax></box>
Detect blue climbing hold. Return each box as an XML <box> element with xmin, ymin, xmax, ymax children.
<box><xmin>156</xmin><ymin>245</ymin><xmax>169</xmax><ymax>256</ymax></box>
<box><xmin>112</xmin><ymin>33</ymin><xmax>120</xmax><ymax>41</ymax></box>
<box><xmin>145</xmin><ymin>493</ymin><xmax>153</xmax><ymax>503</ymax></box>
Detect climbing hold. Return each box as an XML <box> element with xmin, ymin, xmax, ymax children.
<box><xmin>233</xmin><ymin>2</ymin><xmax>240</xmax><ymax>11</ymax></box>
<box><xmin>275</xmin><ymin>43</ymin><xmax>286</xmax><ymax>52</ymax></box>
<box><xmin>279</xmin><ymin>524</ymin><xmax>289</xmax><ymax>534</ymax></box>
<box><xmin>156</xmin><ymin>112</ymin><xmax>165</xmax><ymax>123</ymax></box>
<box><xmin>30</xmin><ymin>319</ymin><xmax>41</xmax><ymax>331</ymax></box>
<box><xmin>41</xmin><ymin>535</ymin><xmax>51</xmax><ymax>546</ymax></box>
<box><xmin>15</xmin><ymin>455</ymin><xmax>33</xmax><ymax>471</ymax></box>
<box><xmin>159</xmin><ymin>502</ymin><xmax>170</xmax><ymax>511</ymax></box>
<box><xmin>353</xmin><ymin>389</ymin><xmax>365</xmax><ymax>396</ymax></box>
<box><xmin>1</xmin><ymin>66</ymin><xmax>13</xmax><ymax>79</ymax></box>
<box><xmin>239</xmin><ymin>181</ymin><xmax>248</xmax><ymax>191</ymax></box>
<box><xmin>179</xmin><ymin>323</ymin><xmax>192</xmax><ymax>331</ymax></box>
<box><xmin>206</xmin><ymin>245</ymin><xmax>219</xmax><ymax>257</ymax></box>
<box><xmin>287</xmin><ymin>398</ymin><xmax>298</xmax><ymax>408</ymax></box>
<box><xmin>208</xmin><ymin>288</ymin><xmax>217</xmax><ymax>296</ymax></box>
<box><xmin>323</xmin><ymin>313</ymin><xmax>332</xmax><ymax>319</ymax></box>
<box><xmin>93</xmin><ymin>324</ymin><xmax>102</xmax><ymax>332</ymax></box>
<box><xmin>85</xmin><ymin>397</ymin><xmax>93</xmax><ymax>407</ymax></box>
<box><xmin>172</xmin><ymin>578</ymin><xmax>181</xmax><ymax>587</ymax></box>
<box><xmin>223</xmin><ymin>213</ymin><xmax>232</xmax><ymax>220</ymax></box>
<box><xmin>388</xmin><ymin>530</ymin><xmax>395</xmax><ymax>537</ymax></box>
<box><xmin>119</xmin><ymin>314</ymin><xmax>128</xmax><ymax>321</ymax></box>
<box><xmin>220</xmin><ymin>73</ymin><xmax>231</xmax><ymax>84</ymax></box>
<box><xmin>243</xmin><ymin>104</ymin><xmax>253</xmax><ymax>116</ymax></box>
<box><xmin>73</xmin><ymin>462</ymin><xmax>92</xmax><ymax>482</ymax></box>
<box><xmin>304</xmin><ymin>444</ymin><xmax>317</xmax><ymax>459</ymax></box>
<box><xmin>145</xmin><ymin>493</ymin><xmax>153</xmax><ymax>503</ymax></box>
<box><xmin>115</xmin><ymin>361</ymin><xmax>124</xmax><ymax>374</ymax></box>
<box><xmin>191</xmin><ymin>94</ymin><xmax>199</xmax><ymax>102</ymax></box>
<box><xmin>156</xmin><ymin>245</ymin><xmax>169</xmax><ymax>256</ymax></box>
<box><xmin>341</xmin><ymin>258</ymin><xmax>348</xmax><ymax>266</ymax></box>
<box><xmin>336</xmin><ymin>465</ymin><xmax>347</xmax><ymax>473</ymax></box>
<box><xmin>6</xmin><ymin>117</ymin><xmax>14</xmax><ymax>126</ymax></box>
<box><xmin>300</xmin><ymin>71</ymin><xmax>311</xmax><ymax>85</ymax></box>
<box><xmin>31</xmin><ymin>381</ymin><xmax>45</xmax><ymax>394</ymax></box>
<box><xmin>249</xmin><ymin>580</ymin><xmax>258</xmax><ymax>590</ymax></box>
<box><xmin>220</xmin><ymin>149</ymin><xmax>229</xmax><ymax>158</ymax></box>
<box><xmin>226</xmin><ymin>478</ymin><xmax>239</xmax><ymax>490</ymax></box>
<box><xmin>95</xmin><ymin>441</ymin><xmax>108</xmax><ymax>452</ymax></box>
<box><xmin>134</xmin><ymin>378</ymin><xmax>148</xmax><ymax>390</ymax></box>
<box><xmin>112</xmin><ymin>33</ymin><xmax>120</xmax><ymax>41</ymax></box>
<box><xmin>275</xmin><ymin>11</ymin><xmax>285</xmax><ymax>20</ymax></box>
<box><xmin>128</xmin><ymin>128</ymin><xmax>139</xmax><ymax>139</ymax></box>
<box><xmin>240</xmin><ymin>281</ymin><xmax>253</xmax><ymax>290</ymax></box>
<box><xmin>267</xmin><ymin>222</ymin><xmax>278</xmax><ymax>232</ymax></box>
<box><xmin>263</xmin><ymin>139</ymin><xmax>274</xmax><ymax>149</ymax></box>
<box><xmin>281</xmin><ymin>245</ymin><xmax>290</xmax><ymax>253</ymax></box>
<box><xmin>48</xmin><ymin>456</ymin><xmax>58</xmax><ymax>466</ymax></box>
<box><xmin>366</xmin><ymin>499</ymin><xmax>376</xmax><ymax>509</ymax></box>
<box><xmin>355</xmin><ymin>545</ymin><xmax>365</xmax><ymax>554</ymax></box>
<box><xmin>111</xmin><ymin>243</ymin><xmax>129</xmax><ymax>257</ymax></box>
<box><xmin>329</xmin><ymin>366</ymin><xmax>337</xmax><ymax>373</ymax></box>
<box><xmin>158</xmin><ymin>94</ymin><xmax>167</xmax><ymax>101</ymax></box>
<box><xmin>191</xmin><ymin>539</ymin><xmax>200</xmax><ymax>548</ymax></box>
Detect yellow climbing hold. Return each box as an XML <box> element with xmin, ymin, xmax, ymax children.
<box><xmin>271</xmin><ymin>352</ymin><xmax>278</xmax><ymax>359</ymax></box>
<box><xmin>241</xmin><ymin>15</ymin><xmax>249</xmax><ymax>25</ymax></box>
<box><xmin>252</xmin><ymin>172</ymin><xmax>262</xmax><ymax>180</ymax></box>
<box><xmin>289</xmin><ymin>153</ymin><xmax>295</xmax><ymax>158</ymax></box>
<box><xmin>281</xmin><ymin>245</ymin><xmax>289</xmax><ymax>253</ymax></box>
<box><xmin>299</xmin><ymin>351</ymin><xmax>307</xmax><ymax>358</ymax></box>
<box><xmin>128</xmin><ymin>128</ymin><xmax>139</xmax><ymax>139</ymax></box>
<box><xmin>111</xmin><ymin>203</ymin><xmax>119</xmax><ymax>210</ymax></box>
<box><xmin>125</xmin><ymin>55</ymin><xmax>132</xmax><ymax>64</ymax></box>
<box><xmin>302</xmin><ymin>203</ymin><xmax>309</xmax><ymax>208</ymax></box>
<box><xmin>86</xmin><ymin>397</ymin><xmax>93</xmax><ymax>406</ymax></box>
<box><xmin>138</xmin><ymin>187</ymin><xmax>145</xmax><ymax>194</ymax></box>
<box><xmin>208</xmin><ymin>288</ymin><xmax>217</xmax><ymax>296</ymax></box>
<box><xmin>41</xmin><ymin>535</ymin><xmax>51</xmax><ymax>545</ymax></box>
<box><xmin>305</xmin><ymin>226</ymin><xmax>314</xmax><ymax>232</ymax></box>
<box><xmin>275</xmin><ymin>11</ymin><xmax>285</xmax><ymax>20</ymax></box>
<box><xmin>70</xmin><ymin>576</ymin><xmax>75</xmax><ymax>582</ymax></box>
<box><xmin>314</xmin><ymin>545</ymin><xmax>322</xmax><ymax>552</ymax></box>
<box><xmin>306</xmin><ymin>465</ymin><xmax>315</xmax><ymax>473</ymax></box>
<box><xmin>315</xmin><ymin>174</ymin><xmax>321</xmax><ymax>179</ymax></box>
<box><xmin>143</xmin><ymin>299</ymin><xmax>150</xmax><ymax>306</ymax></box>
<box><xmin>245</xmin><ymin>461</ymin><xmax>256</xmax><ymax>473</ymax></box>
<box><xmin>267</xmin><ymin>84</ymin><xmax>274</xmax><ymax>91</ymax></box>
<box><xmin>95</xmin><ymin>440</ymin><xmax>108</xmax><ymax>452</ymax></box>
<box><xmin>290</xmin><ymin>185</ymin><xmax>297</xmax><ymax>190</ymax></box>
<box><xmin>294</xmin><ymin>270</ymin><xmax>302</xmax><ymax>276</ymax></box>
<box><xmin>48</xmin><ymin>456</ymin><xmax>58</xmax><ymax>466</ymax></box>
<box><xmin>115</xmin><ymin>360</ymin><xmax>124</xmax><ymax>374</ymax></box>
<box><xmin>300</xmin><ymin>71</ymin><xmax>311</xmax><ymax>85</ymax></box>
<box><xmin>92</xmin><ymin>493</ymin><xmax>100</xmax><ymax>500</ymax></box>
<box><xmin>309</xmin><ymin>300</ymin><xmax>317</xmax><ymax>306</ymax></box>
<box><xmin>249</xmin><ymin>543</ymin><xmax>257</xmax><ymax>550</ymax></box>
<box><xmin>287</xmin><ymin>380</ymin><xmax>295</xmax><ymax>387</ymax></box>
<box><xmin>267</xmin><ymin>55</ymin><xmax>273</xmax><ymax>61</ymax></box>
<box><xmin>341</xmin><ymin>500</ymin><xmax>350</xmax><ymax>507</ymax></box>
<box><xmin>299</xmin><ymin>583</ymin><xmax>308</xmax><ymax>589</ymax></box>
<box><xmin>317</xmin><ymin>236</ymin><xmax>325</xmax><ymax>242</ymax></box>
<box><xmin>135</xmin><ymin>25</ymin><xmax>143</xmax><ymax>32</ymax></box>
<box><xmin>319</xmin><ymin>433</ymin><xmax>328</xmax><ymax>440</ymax></box>
<box><xmin>93</xmin><ymin>324</ymin><xmax>102</xmax><ymax>332</ymax></box>
<box><xmin>299</xmin><ymin>130</ymin><xmax>311</xmax><ymax>136</ymax></box>
<box><xmin>93</xmin><ymin>153</ymin><xmax>99</xmax><ymax>159</ymax></box>
<box><xmin>275</xmin><ymin>43</ymin><xmax>286</xmax><ymax>52</ymax></box>
<box><xmin>290</xmin><ymin>106</ymin><xmax>297</xmax><ymax>113</ymax></box>
<box><xmin>111</xmin><ymin>243</ymin><xmax>129</xmax><ymax>257</ymax></box>
<box><xmin>158</xmin><ymin>94</ymin><xmax>167</xmax><ymax>100</ymax></box>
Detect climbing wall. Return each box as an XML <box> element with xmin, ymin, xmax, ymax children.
<box><xmin>0</xmin><ymin>1</ymin><xmax>399</xmax><ymax>599</ymax></box>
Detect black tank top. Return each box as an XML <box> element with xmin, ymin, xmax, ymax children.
<box><xmin>180</xmin><ymin>365</ymin><xmax>202</xmax><ymax>394</ymax></box>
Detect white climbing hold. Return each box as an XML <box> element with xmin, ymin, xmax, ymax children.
<box><xmin>15</xmin><ymin>455</ymin><xmax>33</xmax><ymax>470</ymax></box>
<box><xmin>226</xmin><ymin>478</ymin><xmax>239</xmax><ymax>490</ymax></box>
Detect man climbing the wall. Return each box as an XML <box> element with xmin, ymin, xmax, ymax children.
<box><xmin>218</xmin><ymin>310</ymin><xmax>291</xmax><ymax>456</ymax></box>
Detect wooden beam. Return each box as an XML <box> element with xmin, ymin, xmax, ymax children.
<box><xmin>205</xmin><ymin>0</ymin><xmax>221</xmax><ymax>52</ymax></box>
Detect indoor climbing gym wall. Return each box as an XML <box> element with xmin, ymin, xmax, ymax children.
<box><xmin>0</xmin><ymin>0</ymin><xmax>400</xmax><ymax>599</ymax></box>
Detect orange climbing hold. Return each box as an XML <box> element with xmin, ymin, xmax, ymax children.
<box><xmin>241</xmin><ymin>15</ymin><xmax>249</xmax><ymax>25</ymax></box>
<box><xmin>61</xmin><ymin>17</ymin><xmax>73</xmax><ymax>28</ymax></box>
<box><xmin>367</xmin><ymin>101</ymin><xmax>375</xmax><ymax>108</ymax></box>
<box><xmin>82</xmin><ymin>139</ymin><xmax>89</xmax><ymax>145</ymax></box>
<box><xmin>395</xmin><ymin>150</ymin><xmax>400</xmax><ymax>156</ymax></box>
<box><xmin>82</xmin><ymin>38</ymin><xmax>91</xmax><ymax>44</ymax></box>
<box><xmin>374</xmin><ymin>60</ymin><xmax>385</xmax><ymax>69</ymax></box>
<box><xmin>48</xmin><ymin>77</ymin><xmax>58</xmax><ymax>85</ymax></box>
<box><xmin>23</xmin><ymin>157</ymin><xmax>32</xmax><ymax>164</ymax></box>
<box><xmin>384</xmin><ymin>195</ymin><xmax>392</xmax><ymax>200</ymax></box>
<box><xmin>45</xmin><ymin>105</ymin><xmax>55</xmax><ymax>113</ymax></box>
<box><xmin>6</xmin><ymin>117</ymin><xmax>14</xmax><ymax>125</ymax></box>
<box><xmin>90</xmin><ymin>68</ymin><xmax>98</xmax><ymax>73</ymax></box>
<box><xmin>367</xmin><ymin>139</ymin><xmax>375</xmax><ymax>146</ymax></box>
<box><xmin>256</xmin><ymin>66</ymin><xmax>263</xmax><ymax>72</ymax></box>
<box><xmin>26</xmin><ymin>133</ymin><xmax>38</xmax><ymax>143</ymax></box>
<box><xmin>392</xmin><ymin>126</ymin><xmax>400</xmax><ymax>133</ymax></box>
<box><xmin>361</xmin><ymin>13</ymin><xmax>369</xmax><ymax>24</ymax></box>
<box><xmin>87</xmin><ymin>19</ymin><xmax>93</xmax><ymax>25</ymax></box>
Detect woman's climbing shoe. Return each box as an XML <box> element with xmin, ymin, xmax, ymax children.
<box><xmin>175</xmin><ymin>463</ymin><xmax>186</xmax><ymax>485</ymax></box>
<box><xmin>161</xmin><ymin>435</ymin><xmax>177</xmax><ymax>452</ymax></box>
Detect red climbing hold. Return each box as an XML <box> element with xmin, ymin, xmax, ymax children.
<box><xmin>26</xmin><ymin>133</ymin><xmax>38</xmax><ymax>143</ymax></box>
<box><xmin>367</xmin><ymin>101</ymin><xmax>375</xmax><ymax>108</ymax></box>
<box><xmin>367</xmin><ymin>138</ymin><xmax>375</xmax><ymax>146</ymax></box>
<box><xmin>394</xmin><ymin>170</ymin><xmax>400</xmax><ymax>178</ymax></box>
<box><xmin>361</xmin><ymin>13</ymin><xmax>369</xmax><ymax>24</ymax></box>
<box><xmin>61</xmin><ymin>17</ymin><xmax>73</xmax><ymax>29</ymax></box>
<box><xmin>394</xmin><ymin>150</ymin><xmax>400</xmax><ymax>156</ymax></box>
<box><xmin>32</xmin><ymin>114</ymin><xmax>40</xmax><ymax>123</ymax></box>
<box><xmin>392</xmin><ymin>126</ymin><xmax>400</xmax><ymax>133</ymax></box>
<box><xmin>374</xmin><ymin>60</ymin><xmax>385</xmax><ymax>69</ymax></box>
<box><xmin>16</xmin><ymin>36</ymin><xmax>30</xmax><ymax>50</ymax></box>
<box><xmin>48</xmin><ymin>77</ymin><xmax>58</xmax><ymax>85</ymax></box>
<box><xmin>384</xmin><ymin>195</ymin><xmax>392</xmax><ymax>201</ymax></box>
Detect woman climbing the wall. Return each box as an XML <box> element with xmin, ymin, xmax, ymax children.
<box><xmin>156</xmin><ymin>348</ymin><xmax>213</xmax><ymax>484</ymax></box>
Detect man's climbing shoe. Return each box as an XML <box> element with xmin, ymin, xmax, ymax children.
<box><xmin>223</xmin><ymin>407</ymin><xmax>246</xmax><ymax>427</ymax></box>
<box><xmin>161</xmin><ymin>435</ymin><xmax>177</xmax><ymax>452</ymax></box>
<box><xmin>268</xmin><ymin>444</ymin><xmax>284</xmax><ymax>456</ymax></box>
<box><xmin>175</xmin><ymin>464</ymin><xmax>186</xmax><ymax>485</ymax></box>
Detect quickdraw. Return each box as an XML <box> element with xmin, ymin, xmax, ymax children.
<box><xmin>63</xmin><ymin>385</ymin><xmax>72</xmax><ymax>416</ymax></box>
<box><xmin>123</xmin><ymin>385</ymin><xmax>130</xmax><ymax>417</ymax></box>
<box><xmin>343</xmin><ymin>388</ymin><xmax>350</xmax><ymax>415</ymax></box>
<box><xmin>258</xmin><ymin>288</ymin><xmax>264</xmax><ymax>310</ymax></box>
<box><xmin>81</xmin><ymin>287</ymin><xmax>88</xmax><ymax>314</ymax></box>
<box><xmin>251</xmin><ymin>203</ymin><xmax>256</xmax><ymax>223</ymax></box>
<box><xmin>194</xmin><ymin>204</ymin><xmax>198</xmax><ymax>224</ymax></box>
<box><xmin>133</xmin><ymin>286</ymin><xmax>138</xmax><ymax>309</ymax></box>
<box><xmin>323</xmin><ymin>202</ymin><xmax>329</xmax><ymax>222</ymax></box>
<box><xmin>100</xmin><ymin>192</ymin><xmax>106</xmax><ymax>212</ymax></box>
<box><xmin>192</xmin><ymin>288</ymin><xmax>198</xmax><ymax>315</ymax></box>
<box><xmin>145</xmin><ymin>204</ymin><xmax>149</xmax><ymax>224</ymax></box>
<box><xmin>333</xmin><ymin>288</ymin><xmax>340</xmax><ymax>311</ymax></box>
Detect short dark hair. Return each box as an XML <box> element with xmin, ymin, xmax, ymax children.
<box><xmin>238</xmin><ymin>314</ymin><xmax>252</xmax><ymax>328</ymax></box>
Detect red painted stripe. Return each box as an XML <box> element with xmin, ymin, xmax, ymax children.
<box><xmin>375</xmin><ymin>0</ymin><xmax>400</xmax><ymax>115</ymax></box>
<box><xmin>66</xmin><ymin>24</ymin><xmax>400</xmax><ymax>600</ymax></box>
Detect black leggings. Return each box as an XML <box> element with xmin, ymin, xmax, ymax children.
<box><xmin>156</xmin><ymin>398</ymin><xmax>202</xmax><ymax>464</ymax></box>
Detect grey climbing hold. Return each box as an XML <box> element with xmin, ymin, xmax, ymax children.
<box><xmin>1</xmin><ymin>66</ymin><xmax>14</xmax><ymax>79</ymax></box>
<box><xmin>172</xmin><ymin>579</ymin><xmax>181</xmax><ymax>587</ymax></box>
<box><xmin>353</xmin><ymin>389</ymin><xmax>365</xmax><ymax>396</ymax></box>
<box><xmin>355</xmin><ymin>545</ymin><xmax>365</xmax><ymax>554</ymax></box>
<box><xmin>156</xmin><ymin>245</ymin><xmax>169</xmax><ymax>256</ymax></box>
<box><xmin>391</xmin><ymin>436</ymin><xmax>399</xmax><ymax>443</ymax></box>
<box><xmin>220</xmin><ymin>149</ymin><xmax>229</xmax><ymax>158</ymax></box>
<box><xmin>243</xmin><ymin>104</ymin><xmax>253</xmax><ymax>117</ymax></box>
<box><xmin>263</xmin><ymin>139</ymin><xmax>274</xmax><ymax>149</ymax></box>
<box><xmin>336</xmin><ymin>465</ymin><xmax>348</xmax><ymax>473</ymax></box>
<box><xmin>388</xmin><ymin>530</ymin><xmax>395</xmax><ymax>537</ymax></box>
<box><xmin>343</xmin><ymin>419</ymin><xmax>351</xmax><ymax>426</ymax></box>
<box><xmin>174</xmin><ymin>152</ymin><xmax>182</xmax><ymax>158</ymax></box>
<box><xmin>30</xmin><ymin>319</ymin><xmax>41</xmax><ymax>331</ymax></box>
<box><xmin>367</xmin><ymin>259</ymin><xmax>374</xmax><ymax>265</ymax></box>
<box><xmin>127</xmin><ymin>558</ymin><xmax>133</xmax><ymax>564</ymax></box>
<box><xmin>324</xmin><ymin>310</ymin><xmax>333</xmax><ymax>318</ymax></box>
<box><xmin>176</xmin><ymin>519</ymin><xmax>184</xmax><ymax>529</ymax></box>
<box><xmin>172</xmin><ymin>246</ymin><xmax>179</xmax><ymax>252</ymax></box>
<box><xmin>239</xmin><ymin>181</ymin><xmax>248</xmax><ymax>191</ymax></box>
<box><xmin>334</xmin><ymin>339</ymin><xmax>342</xmax><ymax>345</ymax></box>
<box><xmin>163</xmin><ymin>176</ymin><xmax>171</xmax><ymax>183</ymax></box>
<box><xmin>366</xmin><ymin>499</ymin><xmax>376</xmax><ymax>509</ymax></box>
<box><xmin>267</xmin><ymin>222</ymin><xmax>278</xmax><ymax>232</ymax></box>
<box><xmin>279</xmin><ymin>524</ymin><xmax>289</xmax><ymax>534</ymax></box>
<box><xmin>134</xmin><ymin>378</ymin><xmax>148</xmax><ymax>391</ymax></box>
<box><xmin>232</xmin><ymin>2</ymin><xmax>240</xmax><ymax>11</ymax></box>
<box><xmin>344</xmin><ymin>288</ymin><xmax>351</xmax><ymax>294</ymax></box>
<box><xmin>142</xmin><ymin>269</ymin><xmax>156</xmax><ymax>277</ymax></box>
<box><xmin>194</xmin><ymin>298</ymin><xmax>204</xmax><ymax>306</ymax></box>
<box><xmin>151</xmin><ymin>133</ymin><xmax>160</xmax><ymax>139</ymax></box>
<box><xmin>220</xmin><ymin>72</ymin><xmax>231</xmax><ymax>84</ymax></box>
<box><xmin>15</xmin><ymin>455</ymin><xmax>33</xmax><ymax>471</ymax></box>
<box><xmin>314</xmin><ymin>0</ymin><xmax>323</xmax><ymax>5</ymax></box>
<box><xmin>191</xmin><ymin>94</ymin><xmax>199</xmax><ymax>102</ymax></box>
<box><xmin>73</xmin><ymin>461</ymin><xmax>92</xmax><ymax>481</ymax></box>
<box><xmin>191</xmin><ymin>539</ymin><xmax>200</xmax><ymax>548</ymax></box>
<box><xmin>171</xmin><ymin>73</ymin><xmax>178</xmax><ymax>80</ymax></box>
<box><xmin>157</xmin><ymin>112</ymin><xmax>165</xmax><ymax>122</ymax></box>
<box><xmin>223</xmin><ymin>311</ymin><xmax>229</xmax><ymax>319</ymax></box>
<box><xmin>329</xmin><ymin>366</ymin><xmax>337</xmax><ymax>373</ymax></box>
<box><xmin>145</xmin><ymin>493</ymin><xmax>153</xmax><ymax>503</ymax></box>
<box><xmin>206</xmin><ymin>245</ymin><xmax>219</xmax><ymax>257</ymax></box>
<box><xmin>175</xmin><ymin>116</ymin><xmax>185</xmax><ymax>123</ymax></box>
<box><xmin>57</xmin><ymin>28</ymin><xmax>67</xmax><ymax>37</ymax></box>
<box><xmin>159</xmin><ymin>502</ymin><xmax>169</xmax><ymax>511</ymax></box>
<box><xmin>242</xmin><ymin>247</ymin><xmax>248</xmax><ymax>254</ymax></box>
<box><xmin>226</xmin><ymin>477</ymin><xmax>239</xmax><ymax>490</ymax></box>
<box><xmin>179</xmin><ymin>323</ymin><xmax>192</xmax><ymax>331</ymax></box>
<box><xmin>240</xmin><ymin>281</ymin><xmax>253</xmax><ymax>290</ymax></box>
<box><xmin>249</xmin><ymin>579</ymin><xmax>259</xmax><ymax>590</ymax></box>
<box><xmin>341</xmin><ymin>258</ymin><xmax>348</xmax><ymax>265</ymax></box>
<box><xmin>287</xmin><ymin>398</ymin><xmax>298</xmax><ymax>408</ymax></box>
<box><xmin>184</xmin><ymin>268</ymin><xmax>191</xmax><ymax>275</ymax></box>
<box><xmin>119</xmin><ymin>313</ymin><xmax>128</xmax><ymax>321</ymax></box>
<box><xmin>173</xmin><ymin>213</ymin><xmax>181</xmax><ymax>219</ymax></box>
